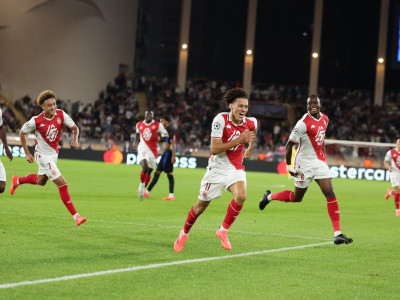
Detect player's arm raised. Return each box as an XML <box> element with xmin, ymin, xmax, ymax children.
<box><xmin>210</xmin><ymin>129</ymin><xmax>255</xmax><ymax>155</ymax></box>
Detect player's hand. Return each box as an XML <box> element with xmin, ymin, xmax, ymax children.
<box><xmin>71</xmin><ymin>140</ymin><xmax>79</xmax><ymax>149</ymax></box>
<box><xmin>239</xmin><ymin>129</ymin><xmax>255</xmax><ymax>144</ymax></box>
<box><xmin>287</xmin><ymin>165</ymin><xmax>299</xmax><ymax>177</ymax></box>
<box><xmin>243</xmin><ymin>148</ymin><xmax>251</xmax><ymax>158</ymax></box>
<box><xmin>5</xmin><ymin>148</ymin><xmax>13</xmax><ymax>161</ymax></box>
<box><xmin>26</xmin><ymin>153</ymin><xmax>34</xmax><ymax>163</ymax></box>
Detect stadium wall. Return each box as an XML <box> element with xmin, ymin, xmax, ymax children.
<box><xmin>0</xmin><ymin>0</ymin><xmax>138</xmax><ymax>103</ymax></box>
<box><xmin>1</xmin><ymin>145</ymin><xmax>391</xmax><ymax>182</ymax></box>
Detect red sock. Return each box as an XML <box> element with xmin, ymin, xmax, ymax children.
<box><xmin>327</xmin><ymin>197</ymin><xmax>340</xmax><ymax>232</ymax></box>
<box><xmin>144</xmin><ymin>174</ymin><xmax>151</xmax><ymax>187</ymax></box>
<box><xmin>271</xmin><ymin>190</ymin><xmax>295</xmax><ymax>202</ymax></box>
<box><xmin>394</xmin><ymin>193</ymin><xmax>400</xmax><ymax>210</ymax></box>
<box><xmin>18</xmin><ymin>174</ymin><xmax>38</xmax><ymax>185</ymax></box>
<box><xmin>183</xmin><ymin>206</ymin><xmax>198</xmax><ymax>234</ymax></box>
<box><xmin>140</xmin><ymin>171</ymin><xmax>146</xmax><ymax>183</ymax></box>
<box><xmin>58</xmin><ymin>184</ymin><xmax>77</xmax><ymax>215</ymax></box>
<box><xmin>222</xmin><ymin>199</ymin><xmax>243</xmax><ymax>229</ymax></box>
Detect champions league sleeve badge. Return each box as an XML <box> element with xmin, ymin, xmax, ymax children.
<box><xmin>213</xmin><ymin>122</ymin><xmax>221</xmax><ymax>131</ymax></box>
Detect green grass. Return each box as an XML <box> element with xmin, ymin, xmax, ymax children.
<box><xmin>0</xmin><ymin>157</ymin><xmax>399</xmax><ymax>299</ymax></box>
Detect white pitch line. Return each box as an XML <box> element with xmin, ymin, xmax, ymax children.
<box><xmin>0</xmin><ymin>211</ymin><xmax>331</xmax><ymax>241</ymax></box>
<box><xmin>0</xmin><ymin>241</ymin><xmax>332</xmax><ymax>289</ymax></box>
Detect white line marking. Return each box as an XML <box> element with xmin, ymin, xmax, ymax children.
<box><xmin>0</xmin><ymin>211</ymin><xmax>331</xmax><ymax>241</ymax></box>
<box><xmin>0</xmin><ymin>241</ymin><xmax>332</xmax><ymax>289</ymax></box>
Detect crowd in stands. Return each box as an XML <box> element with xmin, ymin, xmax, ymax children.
<box><xmin>4</xmin><ymin>74</ymin><xmax>400</xmax><ymax>162</ymax></box>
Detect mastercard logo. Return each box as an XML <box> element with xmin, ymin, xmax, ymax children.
<box><xmin>277</xmin><ymin>161</ymin><xmax>288</xmax><ymax>175</ymax></box>
<box><xmin>103</xmin><ymin>150</ymin><xmax>123</xmax><ymax>164</ymax></box>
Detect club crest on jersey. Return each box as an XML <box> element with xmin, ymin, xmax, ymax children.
<box><xmin>57</xmin><ymin>118</ymin><xmax>61</xmax><ymax>124</ymax></box>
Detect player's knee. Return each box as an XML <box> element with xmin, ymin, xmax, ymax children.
<box><xmin>0</xmin><ymin>186</ymin><xmax>5</xmax><ymax>193</ymax></box>
<box><xmin>235</xmin><ymin>194</ymin><xmax>246</xmax><ymax>204</ymax></box>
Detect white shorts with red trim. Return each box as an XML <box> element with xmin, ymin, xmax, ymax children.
<box><xmin>0</xmin><ymin>159</ymin><xmax>6</xmax><ymax>181</ymax></box>
<box><xmin>137</xmin><ymin>146</ymin><xmax>156</xmax><ymax>169</ymax></box>
<box><xmin>390</xmin><ymin>172</ymin><xmax>400</xmax><ymax>187</ymax></box>
<box><xmin>35</xmin><ymin>154</ymin><xmax>61</xmax><ymax>181</ymax></box>
<box><xmin>294</xmin><ymin>159</ymin><xmax>332</xmax><ymax>188</ymax></box>
<box><xmin>198</xmin><ymin>167</ymin><xmax>246</xmax><ymax>201</ymax></box>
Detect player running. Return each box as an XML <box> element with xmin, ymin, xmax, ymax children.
<box><xmin>133</xmin><ymin>111</ymin><xmax>168</xmax><ymax>200</ymax></box>
<box><xmin>384</xmin><ymin>138</ymin><xmax>400</xmax><ymax>216</ymax></box>
<box><xmin>144</xmin><ymin>116</ymin><xmax>176</xmax><ymax>201</ymax></box>
<box><xmin>10</xmin><ymin>90</ymin><xmax>86</xmax><ymax>226</ymax></box>
<box><xmin>174</xmin><ymin>87</ymin><xmax>257</xmax><ymax>252</ymax></box>
<box><xmin>259</xmin><ymin>95</ymin><xmax>353</xmax><ymax>245</ymax></box>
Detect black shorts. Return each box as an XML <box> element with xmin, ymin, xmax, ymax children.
<box><xmin>156</xmin><ymin>150</ymin><xmax>174</xmax><ymax>173</ymax></box>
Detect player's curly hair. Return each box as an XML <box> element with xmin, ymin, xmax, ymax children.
<box><xmin>223</xmin><ymin>88</ymin><xmax>248</xmax><ymax>106</ymax></box>
<box><xmin>37</xmin><ymin>90</ymin><xmax>56</xmax><ymax>105</ymax></box>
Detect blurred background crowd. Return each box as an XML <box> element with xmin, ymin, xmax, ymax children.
<box><xmin>2</xmin><ymin>72</ymin><xmax>400</xmax><ymax>166</ymax></box>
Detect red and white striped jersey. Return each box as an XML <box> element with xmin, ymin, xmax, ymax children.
<box><xmin>21</xmin><ymin>109</ymin><xmax>75</xmax><ymax>156</ymax></box>
<box><xmin>136</xmin><ymin>120</ymin><xmax>167</xmax><ymax>157</ymax></box>
<box><xmin>208</xmin><ymin>112</ymin><xmax>257</xmax><ymax>172</ymax></box>
<box><xmin>385</xmin><ymin>149</ymin><xmax>400</xmax><ymax>174</ymax></box>
<box><xmin>289</xmin><ymin>112</ymin><xmax>329</xmax><ymax>167</ymax></box>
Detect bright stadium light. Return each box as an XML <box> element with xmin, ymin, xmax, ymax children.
<box><xmin>312</xmin><ymin>52</ymin><xmax>319</xmax><ymax>58</ymax></box>
<box><xmin>182</xmin><ymin>43</ymin><xmax>188</xmax><ymax>50</ymax></box>
<box><xmin>378</xmin><ymin>57</ymin><xmax>384</xmax><ymax>63</ymax></box>
<box><xmin>246</xmin><ymin>49</ymin><xmax>253</xmax><ymax>55</ymax></box>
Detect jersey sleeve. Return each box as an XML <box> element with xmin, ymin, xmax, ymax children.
<box><xmin>211</xmin><ymin>114</ymin><xmax>225</xmax><ymax>138</ymax></box>
<box><xmin>62</xmin><ymin>111</ymin><xmax>76</xmax><ymax>128</ymax></box>
<box><xmin>384</xmin><ymin>150</ymin><xmax>391</xmax><ymax>163</ymax></box>
<box><xmin>158</xmin><ymin>122</ymin><xmax>168</xmax><ymax>137</ymax></box>
<box><xmin>288</xmin><ymin>120</ymin><xmax>306</xmax><ymax>144</ymax></box>
<box><xmin>0</xmin><ymin>108</ymin><xmax>3</xmax><ymax>127</ymax></box>
<box><xmin>247</xmin><ymin>116</ymin><xmax>258</xmax><ymax>131</ymax></box>
<box><xmin>20</xmin><ymin>117</ymin><xmax>36</xmax><ymax>133</ymax></box>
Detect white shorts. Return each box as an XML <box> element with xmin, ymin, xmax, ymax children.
<box><xmin>390</xmin><ymin>172</ymin><xmax>400</xmax><ymax>187</ymax></box>
<box><xmin>35</xmin><ymin>154</ymin><xmax>62</xmax><ymax>181</ymax></box>
<box><xmin>198</xmin><ymin>168</ymin><xmax>246</xmax><ymax>201</ymax></box>
<box><xmin>294</xmin><ymin>160</ymin><xmax>332</xmax><ymax>188</ymax></box>
<box><xmin>0</xmin><ymin>160</ymin><xmax>6</xmax><ymax>181</ymax></box>
<box><xmin>137</xmin><ymin>147</ymin><xmax>156</xmax><ymax>169</ymax></box>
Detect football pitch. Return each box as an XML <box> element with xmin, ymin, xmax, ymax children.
<box><xmin>0</xmin><ymin>157</ymin><xmax>399</xmax><ymax>299</ymax></box>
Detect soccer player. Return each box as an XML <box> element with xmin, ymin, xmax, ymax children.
<box><xmin>10</xmin><ymin>90</ymin><xmax>86</xmax><ymax>226</ymax></box>
<box><xmin>174</xmin><ymin>87</ymin><xmax>257</xmax><ymax>252</ymax></box>
<box><xmin>259</xmin><ymin>95</ymin><xmax>353</xmax><ymax>245</ymax></box>
<box><xmin>384</xmin><ymin>138</ymin><xmax>400</xmax><ymax>216</ymax></box>
<box><xmin>133</xmin><ymin>111</ymin><xmax>168</xmax><ymax>200</ymax></box>
<box><xmin>0</xmin><ymin>107</ymin><xmax>14</xmax><ymax>192</ymax></box>
<box><xmin>144</xmin><ymin>116</ymin><xmax>176</xmax><ymax>201</ymax></box>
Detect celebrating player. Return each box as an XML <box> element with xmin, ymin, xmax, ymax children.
<box><xmin>133</xmin><ymin>111</ymin><xmax>168</xmax><ymax>200</ymax></box>
<box><xmin>384</xmin><ymin>138</ymin><xmax>400</xmax><ymax>216</ymax></box>
<box><xmin>174</xmin><ymin>87</ymin><xmax>257</xmax><ymax>252</ymax></box>
<box><xmin>10</xmin><ymin>90</ymin><xmax>86</xmax><ymax>226</ymax></box>
<box><xmin>259</xmin><ymin>95</ymin><xmax>353</xmax><ymax>245</ymax></box>
<box><xmin>0</xmin><ymin>107</ymin><xmax>13</xmax><ymax>192</ymax></box>
<box><xmin>144</xmin><ymin>116</ymin><xmax>176</xmax><ymax>201</ymax></box>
